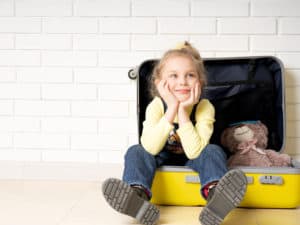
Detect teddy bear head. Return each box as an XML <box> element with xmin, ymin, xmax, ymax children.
<box><xmin>221</xmin><ymin>121</ymin><xmax>268</xmax><ymax>153</ymax></box>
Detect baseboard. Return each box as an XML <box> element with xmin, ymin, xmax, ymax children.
<box><xmin>0</xmin><ymin>161</ymin><xmax>123</xmax><ymax>181</ymax></box>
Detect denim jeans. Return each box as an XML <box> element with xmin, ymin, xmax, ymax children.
<box><xmin>122</xmin><ymin>144</ymin><xmax>227</xmax><ymax>198</ymax></box>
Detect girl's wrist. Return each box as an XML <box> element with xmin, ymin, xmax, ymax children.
<box><xmin>165</xmin><ymin>104</ymin><xmax>178</xmax><ymax>123</ymax></box>
<box><xmin>178</xmin><ymin>107</ymin><xmax>190</xmax><ymax>125</ymax></box>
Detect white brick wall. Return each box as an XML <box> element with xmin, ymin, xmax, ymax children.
<box><xmin>0</xmin><ymin>0</ymin><xmax>300</xmax><ymax>180</ymax></box>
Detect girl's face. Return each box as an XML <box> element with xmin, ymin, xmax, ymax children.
<box><xmin>160</xmin><ymin>55</ymin><xmax>200</xmax><ymax>102</ymax></box>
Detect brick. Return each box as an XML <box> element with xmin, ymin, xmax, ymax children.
<box><xmin>0</xmin><ymin>100</ymin><xmax>13</xmax><ymax>115</ymax></box>
<box><xmin>286</xmin><ymin>87</ymin><xmax>300</xmax><ymax>103</ymax></box>
<box><xmin>43</xmin><ymin>18</ymin><xmax>98</xmax><ymax>33</ymax></box>
<box><xmin>0</xmin><ymin>34</ymin><xmax>14</xmax><ymax>49</ymax></box>
<box><xmin>0</xmin><ymin>150</ymin><xmax>41</xmax><ymax>161</ymax></box>
<box><xmin>285</xmin><ymin>70</ymin><xmax>300</xmax><ymax>86</ymax></box>
<box><xmin>190</xmin><ymin>36</ymin><xmax>248</xmax><ymax>51</ymax></box>
<box><xmin>16</xmin><ymin>67</ymin><xmax>73</xmax><ymax>83</ymax></box>
<box><xmin>286</xmin><ymin>121</ymin><xmax>300</xmax><ymax>138</ymax></box>
<box><xmin>0</xmin><ymin>117</ymin><xmax>40</xmax><ymax>132</ymax></box>
<box><xmin>42</xmin><ymin>150</ymin><xmax>98</xmax><ymax>163</ymax></box>
<box><xmin>73</xmin><ymin>34</ymin><xmax>130</xmax><ymax>50</ymax></box>
<box><xmin>99</xmin><ymin>118</ymin><xmax>137</xmax><ymax>134</ymax></box>
<box><xmin>251</xmin><ymin>36</ymin><xmax>300</xmax><ymax>52</ymax></box>
<box><xmin>192</xmin><ymin>0</ymin><xmax>249</xmax><ymax>16</ymax></box>
<box><xmin>277</xmin><ymin>53</ymin><xmax>300</xmax><ymax>69</ymax></box>
<box><xmin>15</xmin><ymin>100</ymin><xmax>70</xmax><ymax>116</ymax></box>
<box><xmin>279</xmin><ymin>18</ymin><xmax>300</xmax><ymax>34</ymax></box>
<box><xmin>0</xmin><ymin>50</ymin><xmax>40</xmax><ymax>66</ymax></box>
<box><xmin>71</xmin><ymin>101</ymin><xmax>129</xmax><ymax>117</ymax></box>
<box><xmin>219</xmin><ymin>18</ymin><xmax>276</xmax><ymax>34</ymax></box>
<box><xmin>14</xmin><ymin>133</ymin><xmax>69</xmax><ymax>149</ymax></box>
<box><xmin>128</xmin><ymin>134</ymin><xmax>139</xmax><ymax>147</ymax></box>
<box><xmin>286</xmin><ymin>103</ymin><xmax>300</xmax><ymax>120</ymax></box>
<box><xmin>42</xmin><ymin>84</ymin><xmax>97</xmax><ymax>100</ymax></box>
<box><xmin>16</xmin><ymin>34</ymin><xmax>72</xmax><ymax>50</ymax></box>
<box><xmin>0</xmin><ymin>134</ymin><xmax>12</xmax><ymax>148</ymax></box>
<box><xmin>0</xmin><ymin>0</ymin><xmax>14</xmax><ymax>16</ymax></box>
<box><xmin>132</xmin><ymin>0</ymin><xmax>189</xmax><ymax>17</ymax></box>
<box><xmin>74</xmin><ymin>0</ymin><xmax>130</xmax><ymax>16</ymax></box>
<box><xmin>14</xmin><ymin>133</ymin><xmax>70</xmax><ymax>149</ymax></box>
<box><xmin>98</xmin><ymin>150</ymin><xmax>124</xmax><ymax>163</ymax></box>
<box><xmin>132</xmin><ymin>35</ymin><xmax>190</xmax><ymax>51</ymax></box>
<box><xmin>0</xmin><ymin>67</ymin><xmax>15</xmax><ymax>82</ymax></box>
<box><xmin>285</xmin><ymin>138</ymin><xmax>300</xmax><ymax>155</ymax></box>
<box><xmin>0</xmin><ymin>18</ymin><xmax>41</xmax><ymax>33</ymax></box>
<box><xmin>129</xmin><ymin>101</ymin><xmax>137</xmax><ymax>117</ymax></box>
<box><xmin>42</xmin><ymin>51</ymin><xmax>97</xmax><ymax>66</ymax></box>
<box><xmin>251</xmin><ymin>0</ymin><xmax>300</xmax><ymax>16</ymax></box>
<box><xmin>215</xmin><ymin>52</ymin><xmax>271</xmax><ymax>58</ymax></box>
<box><xmin>99</xmin><ymin>84</ymin><xmax>136</xmax><ymax>101</ymax></box>
<box><xmin>16</xmin><ymin>0</ymin><xmax>72</xmax><ymax>16</ymax></box>
<box><xmin>0</xmin><ymin>83</ymin><xmax>40</xmax><ymax>99</ymax></box>
<box><xmin>74</xmin><ymin>68</ymin><xmax>130</xmax><ymax>84</ymax></box>
<box><xmin>100</xmin><ymin>18</ymin><xmax>156</xmax><ymax>34</ymax></box>
<box><xmin>71</xmin><ymin>134</ymin><xmax>127</xmax><ymax>150</ymax></box>
<box><xmin>41</xmin><ymin>118</ymin><xmax>98</xmax><ymax>133</ymax></box>
<box><xmin>159</xmin><ymin>18</ymin><xmax>216</xmax><ymax>34</ymax></box>
<box><xmin>99</xmin><ymin>51</ymin><xmax>155</xmax><ymax>67</ymax></box>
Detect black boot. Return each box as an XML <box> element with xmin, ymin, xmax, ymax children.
<box><xmin>131</xmin><ymin>185</ymin><xmax>151</xmax><ymax>201</ymax></box>
<box><xmin>199</xmin><ymin>169</ymin><xmax>247</xmax><ymax>225</ymax></box>
<box><xmin>102</xmin><ymin>178</ymin><xmax>160</xmax><ymax>225</ymax></box>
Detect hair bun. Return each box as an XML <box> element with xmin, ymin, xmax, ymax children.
<box><xmin>174</xmin><ymin>41</ymin><xmax>190</xmax><ymax>50</ymax></box>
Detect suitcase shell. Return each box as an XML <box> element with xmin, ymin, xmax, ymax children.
<box><xmin>129</xmin><ymin>56</ymin><xmax>300</xmax><ymax>208</ymax></box>
<box><xmin>150</xmin><ymin>166</ymin><xmax>300</xmax><ymax>208</ymax></box>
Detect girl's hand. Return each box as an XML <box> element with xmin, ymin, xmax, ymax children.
<box><xmin>178</xmin><ymin>82</ymin><xmax>201</xmax><ymax>125</ymax></box>
<box><xmin>156</xmin><ymin>79</ymin><xmax>179</xmax><ymax>109</ymax></box>
<box><xmin>179</xmin><ymin>82</ymin><xmax>201</xmax><ymax>110</ymax></box>
<box><xmin>156</xmin><ymin>79</ymin><xmax>179</xmax><ymax>124</ymax></box>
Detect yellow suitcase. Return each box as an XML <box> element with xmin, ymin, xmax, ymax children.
<box><xmin>151</xmin><ymin>166</ymin><xmax>300</xmax><ymax>208</ymax></box>
<box><xmin>129</xmin><ymin>56</ymin><xmax>300</xmax><ymax>208</ymax></box>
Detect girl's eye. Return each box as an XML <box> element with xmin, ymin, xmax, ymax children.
<box><xmin>169</xmin><ymin>74</ymin><xmax>177</xmax><ymax>78</ymax></box>
<box><xmin>187</xmin><ymin>73</ymin><xmax>196</xmax><ymax>78</ymax></box>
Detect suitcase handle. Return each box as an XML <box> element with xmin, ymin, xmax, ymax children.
<box><xmin>185</xmin><ymin>175</ymin><xmax>254</xmax><ymax>184</ymax></box>
<box><xmin>259</xmin><ymin>175</ymin><xmax>283</xmax><ymax>185</ymax></box>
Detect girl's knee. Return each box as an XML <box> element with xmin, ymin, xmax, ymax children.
<box><xmin>125</xmin><ymin>144</ymin><xmax>151</xmax><ymax>160</ymax></box>
<box><xmin>199</xmin><ymin>144</ymin><xmax>226</xmax><ymax>160</ymax></box>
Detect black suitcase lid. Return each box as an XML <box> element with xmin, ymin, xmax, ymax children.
<box><xmin>131</xmin><ymin>56</ymin><xmax>285</xmax><ymax>153</ymax></box>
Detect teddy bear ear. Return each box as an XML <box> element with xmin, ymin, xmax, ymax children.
<box><xmin>258</xmin><ymin>121</ymin><xmax>268</xmax><ymax>136</ymax></box>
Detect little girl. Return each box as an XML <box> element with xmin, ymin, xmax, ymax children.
<box><xmin>102</xmin><ymin>42</ymin><xmax>247</xmax><ymax>225</ymax></box>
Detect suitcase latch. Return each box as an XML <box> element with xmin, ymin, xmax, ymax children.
<box><xmin>259</xmin><ymin>175</ymin><xmax>283</xmax><ymax>185</ymax></box>
<box><xmin>185</xmin><ymin>175</ymin><xmax>200</xmax><ymax>184</ymax></box>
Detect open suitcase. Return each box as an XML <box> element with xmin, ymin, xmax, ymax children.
<box><xmin>128</xmin><ymin>56</ymin><xmax>300</xmax><ymax>208</ymax></box>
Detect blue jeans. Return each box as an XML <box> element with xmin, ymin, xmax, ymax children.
<box><xmin>122</xmin><ymin>144</ymin><xmax>227</xmax><ymax>198</ymax></box>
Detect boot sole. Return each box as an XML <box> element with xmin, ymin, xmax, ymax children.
<box><xmin>102</xmin><ymin>178</ymin><xmax>160</xmax><ymax>225</ymax></box>
<box><xmin>199</xmin><ymin>169</ymin><xmax>247</xmax><ymax>225</ymax></box>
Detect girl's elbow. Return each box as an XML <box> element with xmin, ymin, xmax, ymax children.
<box><xmin>140</xmin><ymin>139</ymin><xmax>160</xmax><ymax>156</ymax></box>
<box><xmin>186</xmin><ymin>151</ymin><xmax>201</xmax><ymax>160</ymax></box>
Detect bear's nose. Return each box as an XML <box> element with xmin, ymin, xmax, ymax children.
<box><xmin>233</xmin><ymin>126</ymin><xmax>254</xmax><ymax>142</ymax></box>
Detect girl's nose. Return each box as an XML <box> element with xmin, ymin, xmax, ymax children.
<box><xmin>179</xmin><ymin>76</ymin><xmax>187</xmax><ymax>85</ymax></box>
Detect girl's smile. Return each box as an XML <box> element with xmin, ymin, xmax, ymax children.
<box><xmin>175</xmin><ymin>88</ymin><xmax>190</xmax><ymax>95</ymax></box>
<box><xmin>160</xmin><ymin>55</ymin><xmax>200</xmax><ymax>102</ymax></box>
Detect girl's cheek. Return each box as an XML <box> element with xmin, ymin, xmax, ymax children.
<box><xmin>154</xmin><ymin>78</ymin><xmax>161</xmax><ymax>86</ymax></box>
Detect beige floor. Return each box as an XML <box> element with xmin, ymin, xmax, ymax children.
<box><xmin>0</xmin><ymin>180</ymin><xmax>299</xmax><ymax>225</ymax></box>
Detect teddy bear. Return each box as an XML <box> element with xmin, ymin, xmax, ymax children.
<box><xmin>220</xmin><ymin>121</ymin><xmax>293</xmax><ymax>168</ymax></box>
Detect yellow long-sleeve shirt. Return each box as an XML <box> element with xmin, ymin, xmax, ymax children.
<box><xmin>140</xmin><ymin>97</ymin><xmax>215</xmax><ymax>159</ymax></box>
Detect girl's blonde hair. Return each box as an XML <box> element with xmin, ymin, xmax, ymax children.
<box><xmin>150</xmin><ymin>41</ymin><xmax>207</xmax><ymax>98</ymax></box>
